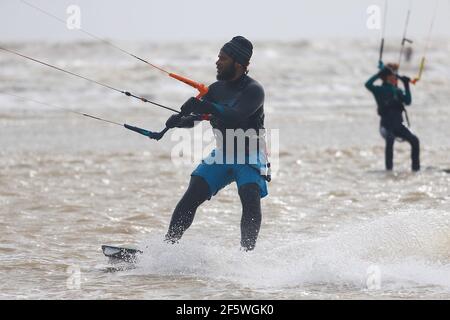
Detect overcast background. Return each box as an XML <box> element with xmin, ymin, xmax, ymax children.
<box><xmin>1</xmin><ymin>0</ymin><xmax>450</xmax><ymax>42</ymax></box>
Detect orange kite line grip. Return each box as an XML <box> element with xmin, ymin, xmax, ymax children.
<box><xmin>169</xmin><ymin>73</ymin><xmax>211</xmax><ymax>120</ymax></box>
<box><xmin>169</xmin><ymin>73</ymin><xmax>209</xmax><ymax>98</ymax></box>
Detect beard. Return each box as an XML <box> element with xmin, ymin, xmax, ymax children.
<box><xmin>216</xmin><ymin>63</ymin><xmax>237</xmax><ymax>81</ymax></box>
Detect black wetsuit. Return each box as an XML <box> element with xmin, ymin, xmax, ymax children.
<box><xmin>365</xmin><ymin>73</ymin><xmax>420</xmax><ymax>171</ymax></box>
<box><xmin>165</xmin><ymin>74</ymin><xmax>266</xmax><ymax>251</ymax></box>
<box><xmin>205</xmin><ymin>74</ymin><xmax>265</xmax><ymax>131</ymax></box>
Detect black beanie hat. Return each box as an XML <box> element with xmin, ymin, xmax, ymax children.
<box><xmin>221</xmin><ymin>36</ymin><xmax>253</xmax><ymax>67</ymax></box>
<box><xmin>379</xmin><ymin>66</ymin><xmax>394</xmax><ymax>80</ymax></box>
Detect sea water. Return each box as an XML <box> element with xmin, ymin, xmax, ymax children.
<box><xmin>0</xmin><ymin>39</ymin><xmax>449</xmax><ymax>299</ymax></box>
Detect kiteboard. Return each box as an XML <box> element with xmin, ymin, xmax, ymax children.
<box><xmin>102</xmin><ymin>245</ymin><xmax>143</xmax><ymax>263</ymax></box>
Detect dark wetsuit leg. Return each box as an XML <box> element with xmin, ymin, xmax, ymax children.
<box><xmin>165</xmin><ymin>176</ymin><xmax>210</xmax><ymax>242</ymax></box>
<box><xmin>385</xmin><ymin>134</ymin><xmax>395</xmax><ymax>171</ymax></box>
<box><xmin>394</xmin><ymin>125</ymin><xmax>420</xmax><ymax>171</ymax></box>
<box><xmin>238</xmin><ymin>183</ymin><xmax>262</xmax><ymax>251</ymax></box>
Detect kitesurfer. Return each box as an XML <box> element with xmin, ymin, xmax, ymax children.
<box><xmin>365</xmin><ymin>63</ymin><xmax>420</xmax><ymax>172</ymax></box>
<box><xmin>164</xmin><ymin>36</ymin><xmax>268</xmax><ymax>251</ymax></box>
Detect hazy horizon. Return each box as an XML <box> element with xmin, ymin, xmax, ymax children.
<box><xmin>1</xmin><ymin>0</ymin><xmax>449</xmax><ymax>43</ymax></box>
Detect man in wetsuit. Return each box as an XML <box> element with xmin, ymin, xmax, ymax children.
<box><xmin>163</xmin><ymin>36</ymin><xmax>268</xmax><ymax>251</ymax></box>
<box><xmin>365</xmin><ymin>63</ymin><xmax>420</xmax><ymax>171</ymax></box>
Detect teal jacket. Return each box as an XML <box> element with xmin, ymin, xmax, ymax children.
<box><xmin>365</xmin><ymin>73</ymin><xmax>411</xmax><ymax>129</ymax></box>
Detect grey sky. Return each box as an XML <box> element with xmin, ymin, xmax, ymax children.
<box><xmin>1</xmin><ymin>0</ymin><xmax>450</xmax><ymax>42</ymax></box>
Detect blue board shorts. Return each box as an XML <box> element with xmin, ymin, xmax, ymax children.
<box><xmin>191</xmin><ymin>149</ymin><xmax>269</xmax><ymax>199</ymax></box>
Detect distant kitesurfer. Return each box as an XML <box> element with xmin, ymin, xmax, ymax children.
<box><xmin>365</xmin><ymin>63</ymin><xmax>420</xmax><ymax>171</ymax></box>
<box><xmin>163</xmin><ymin>36</ymin><xmax>269</xmax><ymax>251</ymax></box>
<box><xmin>405</xmin><ymin>47</ymin><xmax>413</xmax><ymax>63</ymax></box>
